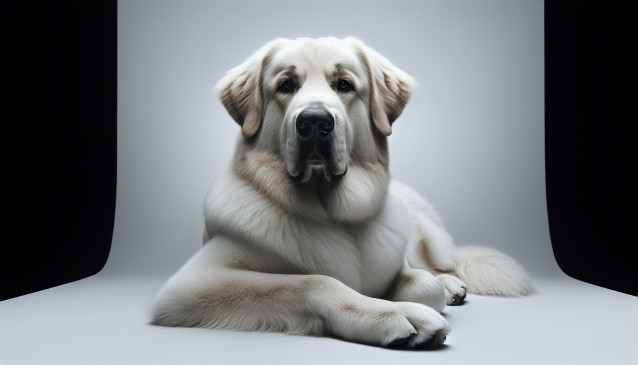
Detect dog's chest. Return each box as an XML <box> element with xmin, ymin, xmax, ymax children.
<box><xmin>205</xmin><ymin>170</ymin><xmax>414</xmax><ymax>298</ymax></box>
<box><xmin>290</xmin><ymin>200</ymin><xmax>413</xmax><ymax>297</ymax></box>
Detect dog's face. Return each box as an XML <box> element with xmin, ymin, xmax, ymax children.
<box><xmin>264</xmin><ymin>38</ymin><xmax>364</xmax><ymax>182</ymax></box>
<box><xmin>217</xmin><ymin>37</ymin><xmax>414</xmax><ymax>184</ymax></box>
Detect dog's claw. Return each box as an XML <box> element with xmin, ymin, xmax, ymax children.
<box><xmin>449</xmin><ymin>292</ymin><xmax>466</xmax><ymax>305</ymax></box>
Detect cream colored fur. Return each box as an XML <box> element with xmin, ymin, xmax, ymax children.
<box><xmin>151</xmin><ymin>37</ymin><xmax>533</xmax><ymax>349</ymax></box>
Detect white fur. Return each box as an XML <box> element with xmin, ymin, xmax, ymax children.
<box><xmin>455</xmin><ymin>246</ymin><xmax>535</xmax><ymax>297</ymax></box>
<box><xmin>151</xmin><ymin>37</ymin><xmax>533</xmax><ymax>350</ymax></box>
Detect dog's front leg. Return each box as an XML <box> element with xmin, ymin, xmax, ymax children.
<box><xmin>151</xmin><ymin>242</ymin><xmax>449</xmax><ymax>349</ymax></box>
<box><xmin>387</xmin><ymin>267</ymin><xmax>447</xmax><ymax>313</ymax></box>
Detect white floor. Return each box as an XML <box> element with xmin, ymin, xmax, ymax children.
<box><xmin>1</xmin><ymin>273</ymin><xmax>636</xmax><ymax>365</ymax></box>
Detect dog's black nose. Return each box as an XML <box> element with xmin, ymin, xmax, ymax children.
<box><xmin>296</xmin><ymin>107</ymin><xmax>334</xmax><ymax>140</ymax></box>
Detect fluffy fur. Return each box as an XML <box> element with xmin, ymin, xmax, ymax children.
<box><xmin>151</xmin><ymin>37</ymin><xmax>534</xmax><ymax>349</ymax></box>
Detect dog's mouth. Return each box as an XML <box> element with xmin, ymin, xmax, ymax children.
<box><xmin>289</xmin><ymin>142</ymin><xmax>347</xmax><ymax>183</ymax></box>
<box><xmin>291</xmin><ymin>160</ymin><xmax>347</xmax><ymax>184</ymax></box>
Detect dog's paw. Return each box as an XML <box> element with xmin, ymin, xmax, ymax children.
<box><xmin>437</xmin><ymin>274</ymin><xmax>467</xmax><ymax>305</ymax></box>
<box><xmin>337</xmin><ymin>301</ymin><xmax>450</xmax><ymax>349</ymax></box>
<box><xmin>390</xmin><ymin>269</ymin><xmax>446</xmax><ymax>312</ymax></box>
<box><xmin>391</xmin><ymin>302</ymin><xmax>450</xmax><ymax>349</ymax></box>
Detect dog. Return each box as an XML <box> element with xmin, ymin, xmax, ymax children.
<box><xmin>151</xmin><ymin>36</ymin><xmax>534</xmax><ymax>349</ymax></box>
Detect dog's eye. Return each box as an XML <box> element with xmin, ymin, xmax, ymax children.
<box><xmin>278</xmin><ymin>80</ymin><xmax>296</xmax><ymax>93</ymax></box>
<box><xmin>337</xmin><ymin>79</ymin><xmax>353</xmax><ymax>92</ymax></box>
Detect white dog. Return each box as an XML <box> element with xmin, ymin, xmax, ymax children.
<box><xmin>151</xmin><ymin>37</ymin><xmax>534</xmax><ymax>349</ymax></box>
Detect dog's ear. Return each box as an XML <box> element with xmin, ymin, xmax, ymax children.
<box><xmin>216</xmin><ymin>39</ymin><xmax>288</xmax><ymax>138</ymax></box>
<box><xmin>347</xmin><ymin>37</ymin><xmax>416</xmax><ymax>136</ymax></box>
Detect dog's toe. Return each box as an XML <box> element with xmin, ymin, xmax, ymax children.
<box><xmin>386</xmin><ymin>333</ymin><xmax>415</xmax><ymax>349</ymax></box>
<box><xmin>438</xmin><ymin>274</ymin><xmax>468</xmax><ymax>306</ymax></box>
<box><xmin>412</xmin><ymin>329</ymin><xmax>447</xmax><ymax>349</ymax></box>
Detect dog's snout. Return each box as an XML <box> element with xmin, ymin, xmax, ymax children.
<box><xmin>296</xmin><ymin>107</ymin><xmax>334</xmax><ymax>140</ymax></box>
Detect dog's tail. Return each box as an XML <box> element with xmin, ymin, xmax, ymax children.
<box><xmin>453</xmin><ymin>245</ymin><xmax>535</xmax><ymax>297</ymax></box>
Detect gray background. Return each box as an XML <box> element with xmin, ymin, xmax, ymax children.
<box><xmin>2</xmin><ymin>1</ymin><xmax>636</xmax><ymax>364</ymax></box>
<box><xmin>113</xmin><ymin>0</ymin><xmax>555</xmax><ymax>278</ymax></box>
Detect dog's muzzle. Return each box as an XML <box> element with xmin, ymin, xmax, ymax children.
<box><xmin>296</xmin><ymin>105</ymin><xmax>335</xmax><ymax>165</ymax></box>
<box><xmin>289</xmin><ymin>103</ymin><xmax>346</xmax><ymax>183</ymax></box>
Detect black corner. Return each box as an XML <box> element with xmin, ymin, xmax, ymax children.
<box><xmin>545</xmin><ymin>0</ymin><xmax>637</xmax><ymax>296</ymax></box>
<box><xmin>3</xmin><ymin>1</ymin><xmax>117</xmax><ymax>301</ymax></box>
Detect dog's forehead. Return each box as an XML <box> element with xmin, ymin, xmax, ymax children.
<box><xmin>268</xmin><ymin>38</ymin><xmax>361</xmax><ymax>75</ymax></box>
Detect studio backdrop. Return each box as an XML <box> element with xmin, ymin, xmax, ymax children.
<box><xmin>4</xmin><ymin>0</ymin><xmax>635</xmax><ymax>301</ymax></box>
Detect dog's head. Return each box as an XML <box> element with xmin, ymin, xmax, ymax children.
<box><xmin>216</xmin><ymin>37</ymin><xmax>415</xmax><ymax>183</ymax></box>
